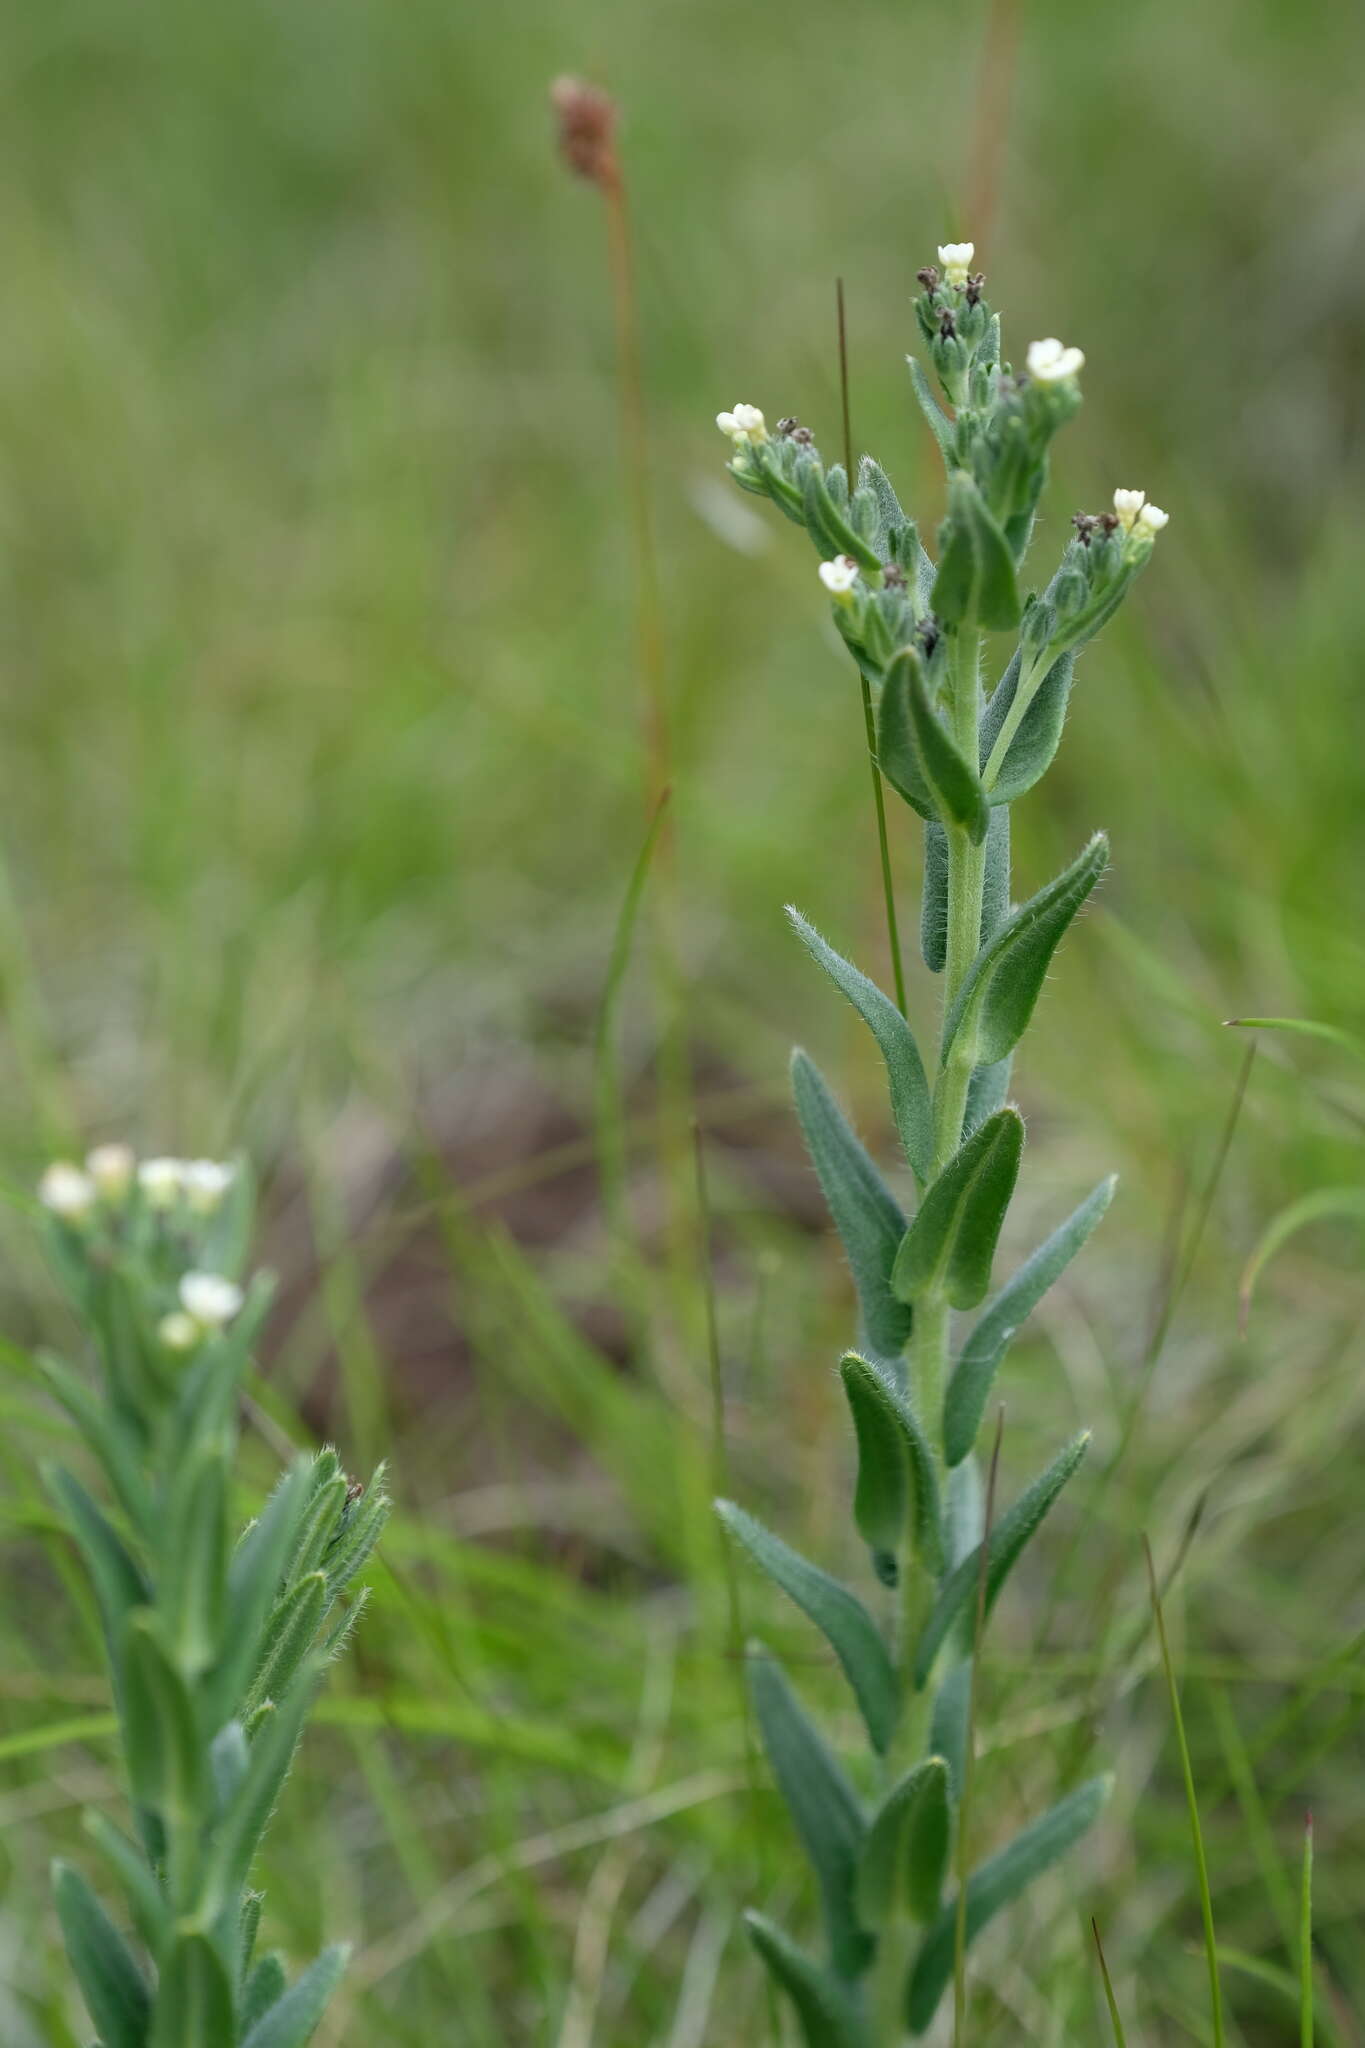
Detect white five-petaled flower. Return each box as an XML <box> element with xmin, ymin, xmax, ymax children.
<box><xmin>138</xmin><ymin>1156</ymin><xmax>185</xmax><ymax>1208</ymax></box>
<box><xmin>179</xmin><ymin>1271</ymin><xmax>244</xmax><ymax>1330</ymax></box>
<box><xmin>937</xmin><ymin>241</ymin><xmax>975</xmax><ymax>287</ymax></box>
<box><xmin>1026</xmin><ymin>337</ymin><xmax>1086</xmax><ymax>384</ymax></box>
<box><xmin>183</xmin><ymin>1158</ymin><xmax>235</xmax><ymax>1213</ymax></box>
<box><xmin>86</xmin><ymin>1143</ymin><xmax>136</xmax><ymax>1198</ymax></box>
<box><xmin>818</xmin><ymin>556</ymin><xmax>860</xmax><ymax>598</ymax></box>
<box><xmin>1137</xmin><ymin>501</ymin><xmax>1169</xmax><ymax>533</ymax></box>
<box><xmin>716</xmin><ymin>403</ymin><xmax>768</xmax><ymax>447</ymax></box>
<box><xmin>39</xmin><ymin>1162</ymin><xmax>97</xmax><ymax>1221</ymax></box>
<box><xmin>1112</xmin><ymin>488</ymin><xmax>1147</xmax><ymax>530</ymax></box>
<box><xmin>158</xmin><ymin>1310</ymin><xmax>201</xmax><ymax>1352</ymax></box>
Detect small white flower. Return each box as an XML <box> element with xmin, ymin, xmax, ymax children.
<box><xmin>39</xmin><ymin>1162</ymin><xmax>97</xmax><ymax>1221</ymax></box>
<box><xmin>1026</xmin><ymin>337</ymin><xmax>1086</xmax><ymax>384</ymax></box>
<box><xmin>158</xmin><ymin>1310</ymin><xmax>201</xmax><ymax>1352</ymax></box>
<box><xmin>1137</xmin><ymin>502</ymin><xmax>1169</xmax><ymax>533</ymax></box>
<box><xmin>138</xmin><ymin>1156</ymin><xmax>186</xmax><ymax>1209</ymax></box>
<box><xmin>86</xmin><ymin>1143</ymin><xmax>136</xmax><ymax>1198</ymax></box>
<box><xmin>1112</xmin><ymin>488</ymin><xmax>1147</xmax><ymax>531</ymax></box>
<box><xmin>937</xmin><ymin>241</ymin><xmax>975</xmax><ymax>287</ymax></box>
<box><xmin>182</xmin><ymin>1159</ymin><xmax>235</xmax><ymax>1214</ymax></box>
<box><xmin>716</xmin><ymin>403</ymin><xmax>768</xmax><ymax>447</ymax></box>
<box><xmin>179</xmin><ymin>1271</ymin><xmax>244</xmax><ymax>1330</ymax></box>
<box><xmin>818</xmin><ymin>555</ymin><xmax>860</xmax><ymax>597</ymax></box>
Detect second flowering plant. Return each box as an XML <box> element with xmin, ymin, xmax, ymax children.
<box><xmin>713</xmin><ymin>243</ymin><xmax>1166</xmax><ymax>2038</ymax></box>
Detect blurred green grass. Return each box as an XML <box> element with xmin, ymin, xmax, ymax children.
<box><xmin>1</xmin><ymin>0</ymin><xmax>1364</xmax><ymax>2039</ymax></box>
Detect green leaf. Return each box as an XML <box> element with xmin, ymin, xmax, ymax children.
<box><xmin>931</xmin><ymin>474</ymin><xmax>1020</xmax><ymax>632</ymax></box>
<box><xmin>82</xmin><ymin>1813</ymin><xmax>168</xmax><ymax>1958</ymax></box>
<box><xmin>892</xmin><ymin>1109</ymin><xmax>1024</xmax><ymax>1311</ymax></box>
<box><xmin>1225</xmin><ymin>1014</ymin><xmax>1365</xmax><ymax>1064</ymax></box>
<box><xmin>943</xmin><ymin>836</ymin><xmax>1108</xmax><ymax>1070</ymax></box>
<box><xmin>211</xmin><ymin>1457</ymin><xmax>315</xmax><ymax>1725</ymax></box>
<box><xmin>840</xmin><ymin>1353</ymin><xmax>943</xmax><ymax>1582</ymax></box>
<box><xmin>45</xmin><ymin>1467</ymin><xmax>149</xmax><ymax>1685</ymax></box>
<box><xmin>913</xmin><ymin>1433</ymin><xmax>1091</xmax><ymax>1686</ymax></box>
<box><xmin>744</xmin><ymin>1913</ymin><xmax>870</xmax><ymax>2048</ymax></box>
<box><xmin>748</xmin><ymin>1647</ymin><xmax>871</xmax><ymax>1980</ymax></box>
<box><xmin>791</xmin><ymin>1050</ymin><xmax>913</xmax><ymax>1368</ymax></box>
<box><xmin>160</xmin><ymin>1441</ymin><xmax>229</xmax><ymax>1677</ymax></box>
<box><xmin>905</xmin><ymin>356</ymin><xmax>955</xmax><ymax>463</ymax></box>
<box><xmin>981</xmin><ymin>649</ymin><xmax>1076</xmax><ymax>803</ymax></box>
<box><xmin>239</xmin><ymin>1945</ymin><xmax>350</xmax><ymax>2048</ymax></box>
<box><xmin>121</xmin><ymin>1612</ymin><xmax>204</xmax><ymax>1823</ymax></box>
<box><xmin>53</xmin><ymin>1860</ymin><xmax>151</xmax><ymax>2048</ymax></box>
<box><xmin>856</xmin><ymin>455</ymin><xmax>909</xmax><ymax>561</ymax></box>
<box><xmin>879</xmin><ymin>648</ymin><xmax>988</xmax><ymax>843</ymax></box>
<box><xmin>210</xmin><ymin>1719</ymin><xmax>249</xmax><ymax>1814</ymax></box>
<box><xmin>34</xmin><ymin>1355</ymin><xmax>152</xmax><ymax>1535</ymax></box>
<box><xmin>944</xmin><ymin>1175</ymin><xmax>1116</xmax><ymax>1465</ymax></box>
<box><xmin>921</xmin><ymin>822</ymin><xmax>948</xmax><ymax>973</ymax></box>
<box><xmin>321</xmin><ymin>1467</ymin><xmax>389</xmax><ymax>1598</ymax></box>
<box><xmin>285</xmin><ymin>1461</ymin><xmax>347</xmax><ymax>1586</ymax></box>
<box><xmin>150</xmin><ymin>1929</ymin><xmax>236</xmax><ymax>2048</ymax></box>
<box><xmin>196</xmin><ymin>1662</ymin><xmax>320</xmax><ymax>1920</ymax></box>
<box><xmin>716</xmin><ymin>1502</ymin><xmax>899</xmax><ymax>1753</ymax></box>
<box><xmin>242</xmin><ymin>1956</ymin><xmax>288</xmax><ymax>2035</ymax></box>
<box><xmin>788</xmin><ymin>911</ymin><xmax>933</xmax><ymax>1187</ymax></box>
<box><xmin>801</xmin><ymin>463</ymin><xmax>881</xmax><ymax>572</ymax></box>
<box><xmin>857</xmin><ymin>1756</ymin><xmax>951</xmax><ymax>1929</ymax></box>
<box><xmin>979</xmin><ymin>801</ymin><xmax>1011</xmax><ymax>944</ymax></box>
<box><xmin>1238</xmin><ymin>1186</ymin><xmax>1365</xmax><ymax>1331</ymax></box>
<box><xmin>929</xmin><ymin>1659</ymin><xmax>973</xmax><ymax>1798</ymax></box>
<box><xmin>247</xmin><ymin>1573</ymin><xmax>328</xmax><ymax>1716</ymax></box>
<box><xmin>905</xmin><ymin>1777</ymin><xmax>1111</xmax><ymax>2033</ymax></box>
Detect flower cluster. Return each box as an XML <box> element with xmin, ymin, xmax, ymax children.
<box><xmin>39</xmin><ymin>1146</ymin><xmax>236</xmax><ymax>1224</ymax></box>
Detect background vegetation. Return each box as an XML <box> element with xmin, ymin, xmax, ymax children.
<box><xmin>1</xmin><ymin>0</ymin><xmax>1362</xmax><ymax>2039</ymax></box>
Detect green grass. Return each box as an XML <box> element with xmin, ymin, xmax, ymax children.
<box><xmin>1</xmin><ymin>0</ymin><xmax>1364</xmax><ymax>2040</ymax></box>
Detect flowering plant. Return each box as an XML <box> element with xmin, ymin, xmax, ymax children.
<box><xmin>714</xmin><ymin>241</ymin><xmax>1166</xmax><ymax>2039</ymax></box>
<box><xmin>33</xmin><ymin>1147</ymin><xmax>388</xmax><ymax>2048</ymax></box>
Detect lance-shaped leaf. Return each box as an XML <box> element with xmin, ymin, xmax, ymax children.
<box><xmin>913</xmin><ymin>1433</ymin><xmax>1091</xmax><ymax>1686</ymax></box>
<box><xmin>196</xmin><ymin>1662</ymin><xmax>320</xmax><ymax>1920</ymax></box>
<box><xmin>246</xmin><ymin>1572</ymin><xmax>328</xmax><ymax>1716</ymax></box>
<box><xmin>122</xmin><ymin>1612</ymin><xmax>203</xmax><ymax>1822</ymax></box>
<box><xmin>323</xmin><ymin>1473</ymin><xmax>389</xmax><ymax>1599</ymax></box>
<box><xmin>929</xmin><ymin>1659</ymin><xmax>972</xmax><ymax>1799</ymax></box>
<box><xmin>151</xmin><ymin>1929</ymin><xmax>236</xmax><ymax>2048</ymax></box>
<box><xmin>240</xmin><ymin>1945</ymin><xmax>350</xmax><ymax>2048</ymax></box>
<box><xmin>879</xmin><ymin>648</ymin><xmax>988</xmax><ymax>843</ymax></box>
<box><xmin>892</xmin><ymin>1109</ymin><xmax>1024</xmax><ymax>1311</ymax></box>
<box><xmin>905</xmin><ymin>1777</ymin><xmax>1112</xmax><ymax>2033</ymax></box>
<box><xmin>745</xmin><ymin>1913</ymin><xmax>870</xmax><ymax>2048</ymax></box>
<box><xmin>748</xmin><ymin>1647</ymin><xmax>872</xmax><ymax>1980</ymax></box>
<box><xmin>945</xmin><ymin>1176</ymin><xmax>1116</xmax><ymax>1464</ymax></box>
<box><xmin>285</xmin><ymin>1460</ymin><xmax>347</xmax><ymax>1586</ymax></box>
<box><xmin>931</xmin><ymin>473</ymin><xmax>1021</xmax><ymax>632</ymax></box>
<box><xmin>716</xmin><ymin>1502</ymin><xmax>899</xmax><ymax>1753</ymax></box>
<box><xmin>801</xmin><ymin>463</ymin><xmax>881</xmax><ymax>572</ymax></box>
<box><xmin>788</xmin><ymin>911</ymin><xmax>933</xmax><ymax>1187</ymax></box>
<box><xmin>83</xmin><ymin>1811</ymin><xmax>169</xmax><ymax>1956</ymax></box>
<box><xmin>943</xmin><ymin>836</ymin><xmax>1109</xmax><ymax>1071</ymax></box>
<box><xmin>980</xmin><ymin>647</ymin><xmax>1076</xmax><ymax>804</ymax></box>
<box><xmin>792</xmin><ymin>1050</ymin><xmax>913</xmax><ymax>1367</ymax></box>
<box><xmin>243</xmin><ymin>1956</ymin><xmax>288</xmax><ymax>2035</ymax></box>
<box><xmin>856</xmin><ymin>455</ymin><xmax>908</xmax><ymax>561</ymax></box>
<box><xmin>840</xmin><ymin>1354</ymin><xmax>943</xmax><ymax>1583</ymax></box>
<box><xmin>45</xmin><ymin>1467</ymin><xmax>149</xmax><ymax>1687</ymax></box>
<box><xmin>161</xmin><ymin>1440</ymin><xmax>229</xmax><ymax>1677</ymax></box>
<box><xmin>980</xmin><ymin>801</ymin><xmax>1011</xmax><ymax>944</ymax></box>
<box><xmin>53</xmin><ymin>1859</ymin><xmax>151</xmax><ymax>2048</ymax></box>
<box><xmin>856</xmin><ymin>1755</ymin><xmax>951</xmax><ymax>1929</ymax></box>
<box><xmin>35</xmin><ymin>1354</ymin><xmax>152</xmax><ymax>1535</ymax></box>
<box><xmin>210</xmin><ymin>1456</ymin><xmax>315</xmax><ymax>1725</ymax></box>
<box><xmin>906</xmin><ymin>356</ymin><xmax>955</xmax><ymax>462</ymax></box>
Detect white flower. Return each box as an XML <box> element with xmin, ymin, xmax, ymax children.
<box><xmin>1026</xmin><ymin>337</ymin><xmax>1085</xmax><ymax>384</ymax></box>
<box><xmin>179</xmin><ymin>1271</ymin><xmax>244</xmax><ymax>1329</ymax></box>
<box><xmin>716</xmin><ymin>403</ymin><xmax>768</xmax><ymax>447</ymax></box>
<box><xmin>818</xmin><ymin>555</ymin><xmax>860</xmax><ymax>597</ymax></box>
<box><xmin>138</xmin><ymin>1156</ymin><xmax>186</xmax><ymax>1209</ymax></box>
<box><xmin>1112</xmin><ymin>488</ymin><xmax>1147</xmax><ymax>531</ymax></box>
<box><xmin>39</xmin><ymin>1162</ymin><xmax>97</xmax><ymax>1221</ymax></box>
<box><xmin>183</xmin><ymin>1158</ymin><xmax>235</xmax><ymax>1213</ymax></box>
<box><xmin>86</xmin><ymin>1143</ymin><xmax>135</xmax><ymax>1198</ymax></box>
<box><xmin>937</xmin><ymin>241</ymin><xmax>975</xmax><ymax>287</ymax></box>
<box><xmin>1137</xmin><ymin>502</ymin><xmax>1169</xmax><ymax>533</ymax></box>
<box><xmin>158</xmin><ymin>1310</ymin><xmax>201</xmax><ymax>1351</ymax></box>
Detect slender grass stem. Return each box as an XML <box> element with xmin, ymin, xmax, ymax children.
<box><xmin>1300</xmin><ymin>1814</ymin><xmax>1314</xmax><ymax>2048</ymax></box>
<box><xmin>1144</xmin><ymin>1533</ymin><xmax>1225</xmax><ymax>2048</ymax></box>
<box><xmin>1091</xmin><ymin>1918</ymin><xmax>1129</xmax><ymax>2047</ymax></box>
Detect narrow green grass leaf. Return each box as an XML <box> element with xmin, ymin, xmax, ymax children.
<box><xmin>53</xmin><ymin>1860</ymin><xmax>151</xmax><ymax>2048</ymax></box>
<box><xmin>905</xmin><ymin>1776</ymin><xmax>1111</xmax><ymax>2033</ymax></box>
<box><xmin>239</xmin><ymin>1944</ymin><xmax>350</xmax><ymax>2048</ymax></box>
<box><xmin>791</xmin><ymin>1050</ymin><xmax>913</xmax><ymax>1367</ymax></box>
<box><xmin>748</xmin><ymin>1647</ymin><xmax>872</xmax><ymax>1980</ymax></box>
<box><xmin>1238</xmin><ymin>1187</ymin><xmax>1365</xmax><ymax>1333</ymax></box>
<box><xmin>1225</xmin><ymin>1015</ymin><xmax>1365</xmax><ymax>1064</ymax></box>
<box><xmin>913</xmin><ymin>1433</ymin><xmax>1090</xmax><ymax>1686</ymax></box>
<box><xmin>879</xmin><ymin>648</ymin><xmax>989</xmax><ymax>843</ymax></box>
<box><xmin>857</xmin><ymin>1755</ymin><xmax>951</xmax><ymax>1929</ymax></box>
<box><xmin>788</xmin><ymin>909</ymin><xmax>934</xmax><ymax>1186</ymax></box>
<box><xmin>943</xmin><ymin>836</ymin><xmax>1108</xmax><ymax>1069</ymax></box>
<box><xmin>744</xmin><ymin>1913</ymin><xmax>870</xmax><ymax>2048</ymax></box>
<box><xmin>1301</xmin><ymin>1815</ymin><xmax>1314</xmax><ymax>2048</ymax></box>
<box><xmin>1091</xmin><ymin>1918</ymin><xmax>1129</xmax><ymax>2046</ymax></box>
<box><xmin>716</xmin><ymin>1501</ymin><xmax>899</xmax><ymax>1753</ymax></box>
<box><xmin>840</xmin><ymin>1353</ymin><xmax>943</xmax><ymax>1581</ymax></box>
<box><xmin>945</xmin><ymin>1175</ymin><xmax>1116</xmax><ymax>1464</ymax></box>
<box><xmin>893</xmin><ymin>1109</ymin><xmax>1024</xmax><ymax>1311</ymax></box>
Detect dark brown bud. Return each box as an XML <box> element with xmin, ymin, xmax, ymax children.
<box><xmin>916</xmin><ymin>266</ymin><xmax>941</xmax><ymax>293</ymax></box>
<box><xmin>882</xmin><ymin>562</ymin><xmax>907</xmax><ymax>590</ymax></box>
<box><xmin>964</xmin><ymin>272</ymin><xmax>985</xmax><ymax>306</ymax></box>
<box><xmin>938</xmin><ymin>308</ymin><xmax>958</xmax><ymax>340</ymax></box>
<box><xmin>550</xmin><ymin>76</ymin><xmax>619</xmax><ymax>189</ymax></box>
<box><xmin>790</xmin><ymin>425</ymin><xmax>814</xmax><ymax>445</ymax></box>
<box><xmin>776</xmin><ymin>416</ymin><xmax>801</xmax><ymax>437</ymax></box>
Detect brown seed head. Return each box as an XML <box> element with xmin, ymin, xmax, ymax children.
<box><xmin>550</xmin><ymin>76</ymin><xmax>619</xmax><ymax>189</ymax></box>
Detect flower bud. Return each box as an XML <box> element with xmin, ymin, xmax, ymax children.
<box><xmin>183</xmin><ymin>1159</ymin><xmax>235</xmax><ymax>1214</ymax></box>
<box><xmin>39</xmin><ymin>1163</ymin><xmax>97</xmax><ymax>1222</ymax></box>
<box><xmin>179</xmin><ymin>1271</ymin><xmax>244</xmax><ymax>1329</ymax></box>
<box><xmin>86</xmin><ymin>1144</ymin><xmax>135</xmax><ymax>1199</ymax></box>
<box><xmin>937</xmin><ymin>241</ymin><xmax>975</xmax><ymax>288</ymax></box>
<box><xmin>158</xmin><ymin>1310</ymin><xmax>201</xmax><ymax>1352</ymax></box>
<box><xmin>716</xmin><ymin>404</ymin><xmax>768</xmax><ymax>448</ymax></box>
<box><xmin>138</xmin><ymin>1156</ymin><xmax>186</xmax><ymax>1209</ymax></box>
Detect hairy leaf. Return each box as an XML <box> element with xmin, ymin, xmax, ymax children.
<box><xmin>53</xmin><ymin>1860</ymin><xmax>150</xmax><ymax>2048</ymax></box>
<box><xmin>857</xmin><ymin>1755</ymin><xmax>951</xmax><ymax>1929</ymax></box>
<box><xmin>840</xmin><ymin>1353</ymin><xmax>943</xmax><ymax>1582</ymax></box>
<box><xmin>792</xmin><ymin>1050</ymin><xmax>913</xmax><ymax>1367</ymax></box>
<box><xmin>893</xmin><ymin>1110</ymin><xmax>1024</xmax><ymax>1310</ymax></box>
<box><xmin>151</xmin><ymin>1930</ymin><xmax>236</xmax><ymax>2048</ymax></box>
<box><xmin>240</xmin><ymin>1945</ymin><xmax>350</xmax><ymax>2048</ymax></box>
<box><xmin>943</xmin><ymin>836</ymin><xmax>1108</xmax><ymax>1070</ymax></box>
<box><xmin>945</xmin><ymin>1176</ymin><xmax>1116</xmax><ymax>1464</ymax></box>
<box><xmin>745</xmin><ymin>1913</ymin><xmax>870</xmax><ymax>2048</ymax></box>
<box><xmin>981</xmin><ymin>648</ymin><xmax>1076</xmax><ymax>803</ymax></box>
<box><xmin>920</xmin><ymin>822</ymin><xmax>948</xmax><ymax>973</ymax></box>
<box><xmin>879</xmin><ymin>648</ymin><xmax>988</xmax><ymax>842</ymax></box>
<box><xmin>716</xmin><ymin>1502</ymin><xmax>898</xmax><ymax>1753</ymax></box>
